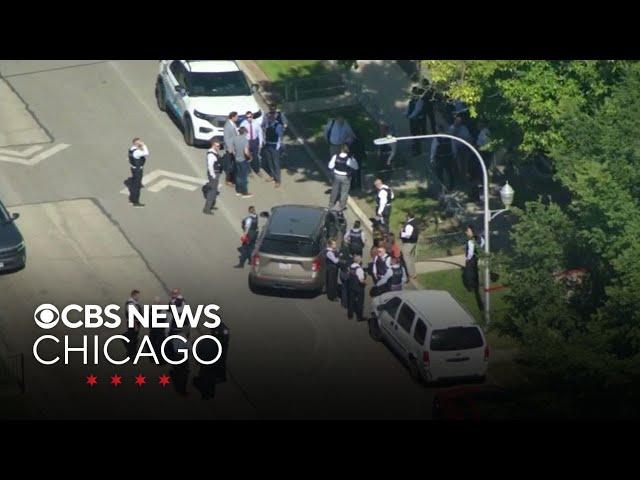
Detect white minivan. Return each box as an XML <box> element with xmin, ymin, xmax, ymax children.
<box><xmin>369</xmin><ymin>290</ymin><xmax>489</xmax><ymax>384</ymax></box>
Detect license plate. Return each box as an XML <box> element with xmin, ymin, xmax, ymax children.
<box><xmin>278</xmin><ymin>263</ymin><xmax>292</xmax><ymax>270</ymax></box>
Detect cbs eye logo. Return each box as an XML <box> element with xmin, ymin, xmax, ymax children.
<box><xmin>34</xmin><ymin>304</ymin><xmax>60</xmax><ymax>329</ymax></box>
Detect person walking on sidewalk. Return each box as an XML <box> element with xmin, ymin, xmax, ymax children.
<box><xmin>328</xmin><ymin>144</ymin><xmax>359</xmax><ymax>212</ymax></box>
<box><xmin>235</xmin><ymin>206</ymin><xmax>259</xmax><ymax>268</ymax></box>
<box><xmin>230</xmin><ymin>126</ymin><xmax>254</xmax><ymax>198</ymax></box>
<box><xmin>378</xmin><ymin>120</ymin><xmax>397</xmax><ymax>168</ymax></box>
<box><xmin>325</xmin><ymin>239</ymin><xmax>340</xmax><ymax>301</ymax></box>
<box><xmin>325</xmin><ymin>115</ymin><xmax>355</xmax><ymax>157</ymax></box>
<box><xmin>406</xmin><ymin>86</ymin><xmax>427</xmax><ymax>155</ymax></box>
<box><xmin>127</xmin><ymin>138</ymin><xmax>148</xmax><ymax>207</ymax></box>
<box><xmin>223</xmin><ymin>111</ymin><xmax>239</xmax><ymax>187</ymax></box>
<box><xmin>203</xmin><ymin>140</ymin><xmax>223</xmax><ymax>215</ymax></box>
<box><xmin>262</xmin><ymin>110</ymin><xmax>285</xmax><ymax>188</ymax></box>
<box><xmin>374</xmin><ymin>178</ymin><xmax>394</xmax><ymax>232</ymax></box>
<box><xmin>347</xmin><ymin>255</ymin><xmax>367</xmax><ymax>321</ymax></box>
<box><xmin>463</xmin><ymin>224</ymin><xmax>485</xmax><ymax>312</ymax></box>
<box><xmin>399</xmin><ymin>210</ymin><xmax>419</xmax><ymax>279</ymax></box>
<box><xmin>240</xmin><ymin>111</ymin><xmax>263</xmax><ymax>176</ymax></box>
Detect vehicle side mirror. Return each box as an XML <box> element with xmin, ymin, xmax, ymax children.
<box><xmin>251</xmin><ymin>83</ymin><xmax>260</xmax><ymax>93</ymax></box>
<box><xmin>11</xmin><ymin>213</ymin><xmax>20</xmax><ymax>221</ymax></box>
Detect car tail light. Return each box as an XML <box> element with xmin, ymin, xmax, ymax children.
<box><xmin>252</xmin><ymin>254</ymin><xmax>260</xmax><ymax>267</ymax></box>
<box><xmin>311</xmin><ymin>259</ymin><xmax>321</xmax><ymax>272</ymax></box>
<box><xmin>422</xmin><ymin>351</ymin><xmax>430</xmax><ymax>367</ymax></box>
<box><xmin>484</xmin><ymin>345</ymin><xmax>490</xmax><ymax>361</ymax></box>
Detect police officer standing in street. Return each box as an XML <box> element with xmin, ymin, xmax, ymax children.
<box><xmin>149</xmin><ymin>296</ymin><xmax>166</xmax><ymax>365</ymax></box>
<box><xmin>325</xmin><ymin>239</ymin><xmax>340</xmax><ymax>301</ymax></box>
<box><xmin>374</xmin><ymin>178</ymin><xmax>394</xmax><ymax>232</ymax></box>
<box><xmin>345</xmin><ymin>220</ymin><xmax>366</xmax><ymax>256</ymax></box>
<box><xmin>328</xmin><ymin>144</ymin><xmax>359</xmax><ymax>212</ymax></box>
<box><xmin>236</xmin><ymin>206</ymin><xmax>259</xmax><ymax>268</ymax></box>
<box><xmin>347</xmin><ymin>255</ymin><xmax>367</xmax><ymax>321</ymax></box>
<box><xmin>399</xmin><ymin>210</ymin><xmax>419</xmax><ymax>279</ymax></box>
<box><xmin>124</xmin><ymin>289</ymin><xmax>143</xmax><ymax>357</ymax></box>
<box><xmin>127</xmin><ymin>138</ymin><xmax>148</xmax><ymax>207</ymax></box>
<box><xmin>203</xmin><ymin>140</ymin><xmax>222</xmax><ymax>215</ymax></box>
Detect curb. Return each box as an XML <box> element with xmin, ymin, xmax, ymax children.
<box><xmin>238</xmin><ymin>61</ymin><xmax>374</xmax><ymax>236</ymax></box>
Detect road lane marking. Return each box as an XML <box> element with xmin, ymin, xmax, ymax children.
<box><xmin>0</xmin><ymin>143</ymin><xmax>70</xmax><ymax>166</ymax></box>
<box><xmin>119</xmin><ymin>169</ymin><xmax>205</xmax><ymax>194</ymax></box>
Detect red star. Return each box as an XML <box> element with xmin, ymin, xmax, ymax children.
<box><xmin>134</xmin><ymin>374</ymin><xmax>146</xmax><ymax>386</ymax></box>
<box><xmin>110</xmin><ymin>374</ymin><xmax>122</xmax><ymax>387</ymax></box>
<box><xmin>158</xmin><ymin>374</ymin><xmax>171</xmax><ymax>387</ymax></box>
<box><xmin>86</xmin><ymin>374</ymin><xmax>98</xmax><ymax>387</ymax></box>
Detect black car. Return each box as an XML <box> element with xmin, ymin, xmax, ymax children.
<box><xmin>0</xmin><ymin>200</ymin><xmax>26</xmax><ymax>273</ymax></box>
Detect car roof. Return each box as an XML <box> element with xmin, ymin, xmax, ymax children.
<box><xmin>396</xmin><ymin>290</ymin><xmax>479</xmax><ymax>329</ymax></box>
<box><xmin>268</xmin><ymin>205</ymin><xmax>327</xmax><ymax>237</ymax></box>
<box><xmin>184</xmin><ymin>60</ymin><xmax>239</xmax><ymax>73</ymax></box>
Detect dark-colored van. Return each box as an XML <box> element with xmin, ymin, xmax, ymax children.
<box><xmin>248</xmin><ymin>205</ymin><xmax>344</xmax><ymax>292</ymax></box>
<box><xmin>0</xmin><ymin>200</ymin><xmax>26</xmax><ymax>273</ymax></box>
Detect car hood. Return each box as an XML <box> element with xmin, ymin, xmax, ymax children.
<box><xmin>188</xmin><ymin>95</ymin><xmax>261</xmax><ymax>117</ymax></box>
<box><xmin>0</xmin><ymin>220</ymin><xmax>23</xmax><ymax>249</ymax></box>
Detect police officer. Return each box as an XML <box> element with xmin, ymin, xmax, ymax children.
<box><xmin>262</xmin><ymin>111</ymin><xmax>285</xmax><ymax>188</ymax></box>
<box><xmin>374</xmin><ymin>178</ymin><xmax>394</xmax><ymax>232</ymax></box>
<box><xmin>124</xmin><ymin>289</ymin><xmax>142</xmax><ymax>357</ymax></box>
<box><xmin>463</xmin><ymin>225</ymin><xmax>485</xmax><ymax>312</ymax></box>
<box><xmin>399</xmin><ymin>210</ymin><xmax>419</xmax><ymax>279</ymax></box>
<box><xmin>127</xmin><ymin>138</ymin><xmax>148</xmax><ymax>207</ymax></box>
<box><xmin>371</xmin><ymin>246</ymin><xmax>392</xmax><ymax>297</ymax></box>
<box><xmin>328</xmin><ymin>144</ymin><xmax>359</xmax><ymax>212</ymax></box>
<box><xmin>338</xmin><ymin>250</ymin><xmax>352</xmax><ymax>309</ymax></box>
<box><xmin>389</xmin><ymin>256</ymin><xmax>408</xmax><ymax>291</ymax></box>
<box><xmin>325</xmin><ymin>239</ymin><xmax>340</xmax><ymax>301</ymax></box>
<box><xmin>345</xmin><ymin>220</ymin><xmax>366</xmax><ymax>256</ymax></box>
<box><xmin>203</xmin><ymin>140</ymin><xmax>222</xmax><ymax>215</ymax></box>
<box><xmin>149</xmin><ymin>296</ymin><xmax>166</xmax><ymax>364</ymax></box>
<box><xmin>347</xmin><ymin>255</ymin><xmax>367</xmax><ymax>321</ymax></box>
<box><xmin>236</xmin><ymin>206</ymin><xmax>258</xmax><ymax>268</ymax></box>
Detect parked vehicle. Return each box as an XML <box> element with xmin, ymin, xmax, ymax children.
<box><xmin>249</xmin><ymin>205</ymin><xmax>344</xmax><ymax>293</ymax></box>
<box><xmin>369</xmin><ymin>290</ymin><xmax>489</xmax><ymax>384</ymax></box>
<box><xmin>155</xmin><ymin>60</ymin><xmax>261</xmax><ymax>146</ymax></box>
<box><xmin>0</xmin><ymin>199</ymin><xmax>26</xmax><ymax>273</ymax></box>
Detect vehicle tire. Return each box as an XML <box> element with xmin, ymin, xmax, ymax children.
<box><xmin>248</xmin><ymin>277</ymin><xmax>260</xmax><ymax>294</ymax></box>
<box><xmin>183</xmin><ymin>116</ymin><xmax>195</xmax><ymax>146</ymax></box>
<box><xmin>408</xmin><ymin>356</ymin><xmax>422</xmax><ymax>384</ymax></box>
<box><xmin>368</xmin><ymin>316</ymin><xmax>382</xmax><ymax>342</ymax></box>
<box><xmin>155</xmin><ymin>80</ymin><xmax>167</xmax><ymax>112</ymax></box>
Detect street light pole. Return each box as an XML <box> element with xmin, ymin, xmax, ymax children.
<box><xmin>374</xmin><ymin>134</ymin><xmax>492</xmax><ymax>324</ymax></box>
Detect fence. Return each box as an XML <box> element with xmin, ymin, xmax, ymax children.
<box><xmin>0</xmin><ymin>353</ymin><xmax>25</xmax><ymax>394</ymax></box>
<box><xmin>282</xmin><ymin>74</ymin><xmax>347</xmax><ymax>103</ymax></box>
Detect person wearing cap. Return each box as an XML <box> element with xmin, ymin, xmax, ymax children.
<box><xmin>328</xmin><ymin>144</ymin><xmax>359</xmax><ymax>212</ymax></box>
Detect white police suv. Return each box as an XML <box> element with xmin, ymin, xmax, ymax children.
<box><xmin>155</xmin><ymin>60</ymin><xmax>262</xmax><ymax>146</ymax></box>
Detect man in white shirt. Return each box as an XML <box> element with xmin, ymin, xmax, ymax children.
<box><xmin>374</xmin><ymin>178</ymin><xmax>393</xmax><ymax>231</ymax></box>
<box><xmin>240</xmin><ymin>111</ymin><xmax>264</xmax><ymax>176</ymax></box>
<box><xmin>203</xmin><ymin>140</ymin><xmax>222</xmax><ymax>215</ymax></box>
<box><xmin>328</xmin><ymin>144</ymin><xmax>359</xmax><ymax>211</ymax></box>
<box><xmin>325</xmin><ymin>115</ymin><xmax>355</xmax><ymax>157</ymax></box>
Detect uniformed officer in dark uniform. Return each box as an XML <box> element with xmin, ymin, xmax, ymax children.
<box><xmin>345</xmin><ymin>220</ymin><xmax>366</xmax><ymax>256</ymax></box>
<box><xmin>203</xmin><ymin>140</ymin><xmax>222</xmax><ymax>215</ymax></box>
<box><xmin>123</xmin><ymin>289</ymin><xmax>142</xmax><ymax>357</ymax></box>
<box><xmin>389</xmin><ymin>256</ymin><xmax>408</xmax><ymax>291</ymax></box>
<box><xmin>374</xmin><ymin>178</ymin><xmax>393</xmax><ymax>233</ymax></box>
<box><xmin>127</xmin><ymin>138</ymin><xmax>148</xmax><ymax>207</ymax></box>
<box><xmin>347</xmin><ymin>255</ymin><xmax>367</xmax><ymax>321</ymax></box>
<box><xmin>371</xmin><ymin>246</ymin><xmax>392</xmax><ymax>297</ymax></box>
<box><xmin>325</xmin><ymin>239</ymin><xmax>340</xmax><ymax>301</ymax></box>
<box><xmin>463</xmin><ymin>225</ymin><xmax>485</xmax><ymax>311</ymax></box>
<box><xmin>236</xmin><ymin>206</ymin><xmax>259</xmax><ymax>268</ymax></box>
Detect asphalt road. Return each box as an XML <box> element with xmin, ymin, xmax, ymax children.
<box><xmin>0</xmin><ymin>60</ymin><xmax>434</xmax><ymax>419</ymax></box>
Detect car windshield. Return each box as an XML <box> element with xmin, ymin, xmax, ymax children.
<box><xmin>430</xmin><ymin>327</ymin><xmax>483</xmax><ymax>351</ymax></box>
<box><xmin>0</xmin><ymin>202</ymin><xmax>10</xmax><ymax>223</ymax></box>
<box><xmin>188</xmin><ymin>71</ymin><xmax>251</xmax><ymax>97</ymax></box>
<box><xmin>260</xmin><ymin>235</ymin><xmax>319</xmax><ymax>257</ymax></box>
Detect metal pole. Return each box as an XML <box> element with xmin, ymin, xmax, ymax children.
<box><xmin>378</xmin><ymin>134</ymin><xmax>492</xmax><ymax>324</ymax></box>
